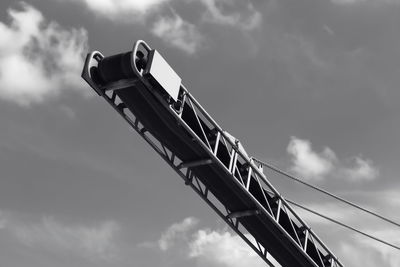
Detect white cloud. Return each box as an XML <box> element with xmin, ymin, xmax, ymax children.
<box><xmin>381</xmin><ymin>190</ymin><xmax>400</xmax><ymax>207</ymax></box>
<box><xmin>151</xmin><ymin>13</ymin><xmax>204</xmax><ymax>54</ymax></box>
<box><xmin>12</xmin><ymin>216</ymin><xmax>119</xmax><ymax>261</ymax></box>
<box><xmin>148</xmin><ymin>216</ymin><xmax>400</xmax><ymax>267</ymax></box>
<box><xmin>356</xmin><ymin>229</ymin><xmax>400</xmax><ymax>267</ymax></box>
<box><xmin>198</xmin><ymin>0</ymin><xmax>262</xmax><ymax>30</ymax></box>
<box><xmin>72</xmin><ymin>0</ymin><xmax>171</xmax><ymax>19</ymax></box>
<box><xmin>287</xmin><ymin>137</ymin><xmax>379</xmax><ymax>182</ymax></box>
<box><xmin>145</xmin><ymin>217</ymin><xmax>280</xmax><ymax>267</ymax></box>
<box><xmin>59</xmin><ymin>105</ymin><xmax>77</xmax><ymax>119</ymax></box>
<box><xmin>65</xmin><ymin>0</ymin><xmax>261</xmax><ymax>54</ymax></box>
<box><xmin>71</xmin><ymin>0</ymin><xmax>262</xmax><ymax>30</ymax></box>
<box><xmin>331</xmin><ymin>0</ymin><xmax>400</xmax><ymax>4</ymax></box>
<box><xmin>0</xmin><ymin>3</ymin><xmax>88</xmax><ymax>106</ymax></box>
<box><xmin>287</xmin><ymin>136</ymin><xmax>336</xmax><ymax>181</ymax></box>
<box><xmin>331</xmin><ymin>0</ymin><xmax>367</xmax><ymax>3</ymax></box>
<box><xmin>339</xmin><ymin>241</ymin><xmax>382</xmax><ymax>267</ymax></box>
<box><xmin>340</xmin><ymin>229</ymin><xmax>400</xmax><ymax>267</ymax></box>
<box><xmin>342</xmin><ymin>156</ymin><xmax>379</xmax><ymax>181</ymax></box>
<box><xmin>188</xmin><ymin>229</ymin><xmax>268</xmax><ymax>267</ymax></box>
<box><xmin>0</xmin><ymin>211</ymin><xmax>119</xmax><ymax>261</ymax></box>
<box><xmin>158</xmin><ymin>217</ymin><xmax>199</xmax><ymax>251</ymax></box>
<box><xmin>0</xmin><ymin>211</ymin><xmax>7</xmax><ymax>229</ymax></box>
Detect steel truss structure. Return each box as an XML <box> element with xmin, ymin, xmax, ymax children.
<box><xmin>82</xmin><ymin>40</ymin><xmax>344</xmax><ymax>267</ymax></box>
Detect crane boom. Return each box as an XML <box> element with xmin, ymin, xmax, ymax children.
<box><xmin>81</xmin><ymin>40</ymin><xmax>344</xmax><ymax>267</ymax></box>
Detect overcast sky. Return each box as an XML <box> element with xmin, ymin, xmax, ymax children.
<box><xmin>0</xmin><ymin>0</ymin><xmax>399</xmax><ymax>266</ymax></box>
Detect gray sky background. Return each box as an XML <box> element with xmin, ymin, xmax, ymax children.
<box><xmin>0</xmin><ymin>0</ymin><xmax>399</xmax><ymax>266</ymax></box>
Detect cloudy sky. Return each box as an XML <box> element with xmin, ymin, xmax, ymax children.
<box><xmin>0</xmin><ymin>0</ymin><xmax>399</xmax><ymax>266</ymax></box>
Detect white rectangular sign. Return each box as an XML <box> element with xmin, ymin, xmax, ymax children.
<box><xmin>148</xmin><ymin>50</ymin><xmax>182</xmax><ymax>102</ymax></box>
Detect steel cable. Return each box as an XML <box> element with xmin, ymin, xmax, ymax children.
<box><xmin>251</xmin><ymin>157</ymin><xmax>400</xmax><ymax>228</ymax></box>
<box><xmin>287</xmin><ymin>199</ymin><xmax>400</xmax><ymax>251</ymax></box>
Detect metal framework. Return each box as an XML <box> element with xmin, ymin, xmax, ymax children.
<box><xmin>82</xmin><ymin>40</ymin><xmax>344</xmax><ymax>267</ymax></box>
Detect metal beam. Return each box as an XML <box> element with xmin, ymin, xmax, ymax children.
<box><xmin>178</xmin><ymin>159</ymin><xmax>213</xmax><ymax>169</ymax></box>
<box><xmin>227</xmin><ymin>209</ymin><xmax>261</xmax><ymax>219</ymax></box>
<box><xmin>101</xmin><ymin>78</ymin><xmax>140</xmax><ymax>92</ymax></box>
